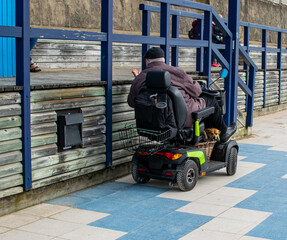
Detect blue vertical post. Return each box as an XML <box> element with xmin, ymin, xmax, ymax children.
<box><xmin>244</xmin><ymin>26</ymin><xmax>250</xmax><ymax>111</ymax></box>
<box><xmin>171</xmin><ymin>15</ymin><xmax>179</xmax><ymax>67</ymax></box>
<box><xmin>101</xmin><ymin>0</ymin><xmax>113</xmax><ymax>167</ymax></box>
<box><xmin>244</xmin><ymin>26</ymin><xmax>250</xmax><ymax>70</ymax></box>
<box><xmin>203</xmin><ymin>11</ymin><xmax>212</xmax><ymax>86</ymax></box>
<box><xmin>196</xmin><ymin>19</ymin><xmax>203</xmax><ymax>72</ymax></box>
<box><xmin>246</xmin><ymin>66</ymin><xmax>255</xmax><ymax>126</ymax></box>
<box><xmin>223</xmin><ymin>26</ymin><xmax>233</xmax><ymax>126</ymax></box>
<box><xmin>262</xmin><ymin>29</ymin><xmax>267</xmax><ymax>108</ymax></box>
<box><xmin>16</xmin><ymin>0</ymin><xmax>32</xmax><ymax>190</ymax></box>
<box><xmin>142</xmin><ymin>9</ymin><xmax>151</xmax><ymax>70</ymax></box>
<box><xmin>277</xmin><ymin>31</ymin><xmax>282</xmax><ymax>105</ymax></box>
<box><xmin>228</xmin><ymin>0</ymin><xmax>240</xmax><ymax>124</ymax></box>
<box><xmin>160</xmin><ymin>3</ymin><xmax>170</xmax><ymax>64</ymax></box>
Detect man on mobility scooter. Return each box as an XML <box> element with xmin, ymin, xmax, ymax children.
<box><xmin>124</xmin><ymin>47</ymin><xmax>238</xmax><ymax>191</ymax></box>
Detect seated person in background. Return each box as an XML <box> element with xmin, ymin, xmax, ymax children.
<box><xmin>128</xmin><ymin>47</ymin><xmax>236</xmax><ymax>143</ymax></box>
<box><xmin>30</xmin><ymin>38</ymin><xmax>41</xmax><ymax>72</ymax></box>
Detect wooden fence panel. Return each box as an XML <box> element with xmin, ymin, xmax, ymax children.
<box><xmin>0</xmin><ymin>92</ymin><xmax>23</xmax><ymax>198</ymax></box>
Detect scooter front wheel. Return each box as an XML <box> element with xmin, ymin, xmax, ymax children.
<box><xmin>226</xmin><ymin>147</ymin><xmax>238</xmax><ymax>176</ymax></box>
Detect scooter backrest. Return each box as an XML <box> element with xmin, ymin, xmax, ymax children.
<box><xmin>146</xmin><ymin>71</ymin><xmax>171</xmax><ymax>89</ymax></box>
<box><xmin>167</xmin><ymin>86</ymin><xmax>187</xmax><ymax>130</ymax></box>
<box><xmin>146</xmin><ymin>71</ymin><xmax>187</xmax><ymax>130</ymax></box>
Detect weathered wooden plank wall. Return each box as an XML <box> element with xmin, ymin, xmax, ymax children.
<box><xmin>0</xmin><ymin>92</ymin><xmax>23</xmax><ymax>198</ymax></box>
<box><xmin>31</xmin><ymin>40</ymin><xmax>287</xmax><ymax>71</ymax></box>
<box><xmin>31</xmin><ymin>40</ymin><xmax>198</xmax><ymax>69</ymax></box>
<box><xmin>111</xmin><ymin>84</ymin><xmax>134</xmax><ymax>166</ymax></box>
<box><xmin>30</xmin><ymin>85</ymin><xmax>107</xmax><ymax>189</ymax></box>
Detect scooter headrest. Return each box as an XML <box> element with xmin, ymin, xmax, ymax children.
<box><xmin>146</xmin><ymin>71</ymin><xmax>171</xmax><ymax>89</ymax></box>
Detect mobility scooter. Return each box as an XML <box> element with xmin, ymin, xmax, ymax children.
<box><xmin>121</xmin><ymin>70</ymin><xmax>238</xmax><ymax>191</ymax></box>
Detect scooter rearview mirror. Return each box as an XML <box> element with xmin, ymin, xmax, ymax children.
<box><xmin>220</xmin><ymin>68</ymin><xmax>228</xmax><ymax>78</ymax></box>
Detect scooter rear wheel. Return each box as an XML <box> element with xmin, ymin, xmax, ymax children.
<box><xmin>132</xmin><ymin>158</ymin><xmax>150</xmax><ymax>184</ymax></box>
<box><xmin>177</xmin><ymin>160</ymin><xmax>198</xmax><ymax>191</ymax></box>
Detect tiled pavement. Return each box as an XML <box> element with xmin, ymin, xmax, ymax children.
<box><xmin>1</xmin><ymin>110</ymin><xmax>287</xmax><ymax>240</ymax></box>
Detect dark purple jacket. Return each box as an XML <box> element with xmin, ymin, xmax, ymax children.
<box><xmin>127</xmin><ymin>61</ymin><xmax>206</xmax><ymax>128</ymax></box>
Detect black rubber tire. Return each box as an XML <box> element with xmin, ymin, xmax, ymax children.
<box><xmin>176</xmin><ymin>160</ymin><xmax>198</xmax><ymax>191</ymax></box>
<box><xmin>132</xmin><ymin>159</ymin><xmax>150</xmax><ymax>184</ymax></box>
<box><xmin>226</xmin><ymin>147</ymin><xmax>238</xmax><ymax>176</ymax></box>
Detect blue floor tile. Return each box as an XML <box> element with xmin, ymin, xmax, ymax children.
<box><xmin>69</xmin><ymin>187</ymin><xmax>118</xmax><ymax>199</ymax></box>
<box><xmin>134</xmin><ymin>197</ymin><xmax>189</xmax><ymax>211</ymax></box>
<box><xmin>89</xmin><ymin>214</ymin><xmax>147</xmax><ymax>232</ymax></box>
<box><xmin>113</xmin><ymin>204</ymin><xmax>173</xmax><ymax>221</ymax></box>
<box><xmin>99</xmin><ymin>188</ymin><xmax>163</xmax><ymax>204</ymax></box>
<box><xmin>78</xmin><ymin>199</ymin><xmax>131</xmax><ymax>214</ymax></box>
<box><xmin>247</xmin><ymin>214</ymin><xmax>287</xmax><ymax>240</ymax></box>
<box><xmin>131</xmin><ymin>212</ymin><xmax>212</xmax><ymax>240</ymax></box>
<box><xmin>95</xmin><ymin>182</ymin><xmax>133</xmax><ymax>190</ymax></box>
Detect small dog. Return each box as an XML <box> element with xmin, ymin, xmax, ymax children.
<box><xmin>204</xmin><ymin>128</ymin><xmax>221</xmax><ymax>140</ymax></box>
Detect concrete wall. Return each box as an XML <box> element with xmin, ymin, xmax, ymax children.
<box><xmin>30</xmin><ymin>0</ymin><xmax>207</xmax><ymax>36</ymax></box>
<box><xmin>30</xmin><ymin>0</ymin><xmax>287</xmax><ymax>44</ymax></box>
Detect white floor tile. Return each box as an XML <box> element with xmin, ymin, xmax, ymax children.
<box><xmin>240</xmin><ymin>236</ymin><xmax>271</xmax><ymax>240</ymax></box>
<box><xmin>238</xmin><ymin>161</ymin><xmax>266</xmax><ymax>170</ymax></box>
<box><xmin>212</xmin><ymin>187</ymin><xmax>257</xmax><ymax>198</ymax></box>
<box><xmin>0</xmin><ymin>226</ymin><xmax>10</xmax><ymax>233</ymax></box>
<box><xmin>60</xmin><ymin>225</ymin><xmax>127</xmax><ymax>240</ymax></box>
<box><xmin>116</xmin><ymin>174</ymin><xmax>134</xmax><ymax>184</ymax></box>
<box><xmin>17</xmin><ymin>203</ymin><xmax>70</xmax><ymax>217</ymax></box>
<box><xmin>268</xmin><ymin>145</ymin><xmax>287</xmax><ymax>152</ymax></box>
<box><xmin>158</xmin><ymin>183</ymin><xmax>220</xmax><ymax>201</ymax></box>
<box><xmin>177</xmin><ymin>201</ymin><xmax>230</xmax><ymax>217</ymax></box>
<box><xmin>237</xmin><ymin>216</ymin><xmax>273</xmax><ymax>235</ymax></box>
<box><xmin>200</xmin><ymin>217</ymin><xmax>254</xmax><ymax>234</ymax></box>
<box><xmin>0</xmin><ymin>229</ymin><xmax>53</xmax><ymax>240</ymax></box>
<box><xmin>0</xmin><ymin>213</ymin><xmax>40</xmax><ymax>228</ymax></box>
<box><xmin>19</xmin><ymin>218</ymin><xmax>82</xmax><ymax>237</ymax></box>
<box><xmin>219</xmin><ymin>207</ymin><xmax>271</xmax><ymax>222</ymax></box>
<box><xmin>50</xmin><ymin>208</ymin><xmax>109</xmax><ymax>224</ymax></box>
<box><xmin>195</xmin><ymin>187</ymin><xmax>256</xmax><ymax>207</ymax></box>
<box><xmin>180</xmin><ymin>228</ymin><xmax>242</xmax><ymax>240</ymax></box>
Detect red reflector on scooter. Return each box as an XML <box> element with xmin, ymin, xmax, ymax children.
<box><xmin>138</xmin><ymin>168</ymin><xmax>146</xmax><ymax>172</ymax></box>
<box><xmin>165</xmin><ymin>172</ymin><xmax>174</xmax><ymax>176</ymax></box>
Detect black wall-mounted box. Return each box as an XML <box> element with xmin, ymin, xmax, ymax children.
<box><xmin>58</xmin><ymin>112</ymin><xmax>84</xmax><ymax>150</ymax></box>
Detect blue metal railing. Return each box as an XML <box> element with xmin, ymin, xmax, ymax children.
<box><xmin>0</xmin><ymin>0</ymin><xmax>251</xmax><ymax>191</ymax></box>
<box><xmin>240</xmin><ymin>21</ymin><xmax>287</xmax><ymax>107</ymax></box>
<box><xmin>139</xmin><ymin>1</ymin><xmax>256</xmax><ymax>126</ymax></box>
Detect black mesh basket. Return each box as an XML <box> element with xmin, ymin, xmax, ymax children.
<box><xmin>119</xmin><ymin>124</ymin><xmax>171</xmax><ymax>155</ymax></box>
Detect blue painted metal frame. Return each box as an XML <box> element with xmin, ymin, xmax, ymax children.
<box><xmin>101</xmin><ymin>0</ymin><xmax>113</xmax><ymax>167</ymax></box>
<box><xmin>1</xmin><ymin>0</ymin><xmax>255</xmax><ymax>191</ymax></box>
<box><xmin>240</xmin><ymin>21</ymin><xmax>287</xmax><ymax>110</ymax></box>
<box><xmin>15</xmin><ymin>0</ymin><xmax>32</xmax><ymax>190</ymax></box>
<box><xmin>228</xmin><ymin>0</ymin><xmax>240</xmax><ymax>125</ymax></box>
